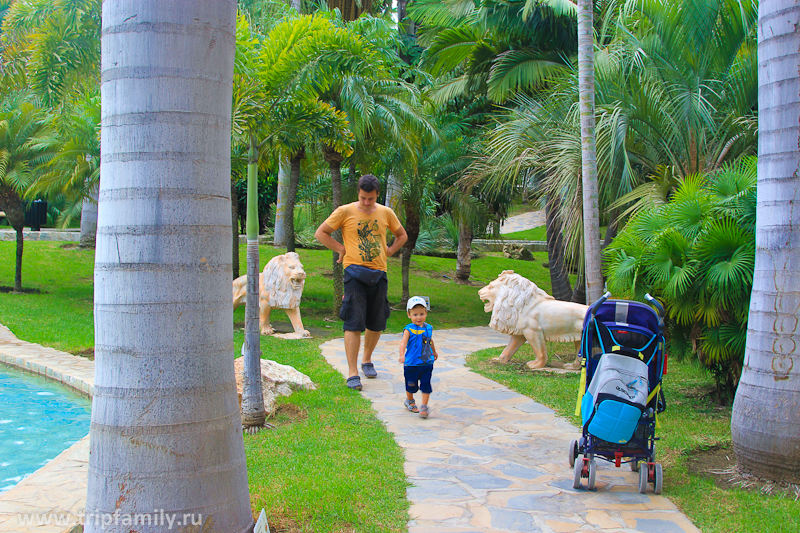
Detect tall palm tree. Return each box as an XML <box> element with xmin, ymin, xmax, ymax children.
<box><xmin>2</xmin><ymin>0</ymin><xmax>102</xmax><ymax>247</ymax></box>
<box><xmin>577</xmin><ymin>0</ymin><xmax>603</xmax><ymax>304</ymax></box>
<box><xmin>25</xmin><ymin>92</ymin><xmax>100</xmax><ymax>245</ymax></box>
<box><xmin>0</xmin><ymin>95</ymin><xmax>56</xmax><ymax>293</ymax></box>
<box><xmin>86</xmin><ymin>2</ymin><xmax>253</xmax><ymax>531</ymax></box>
<box><xmin>730</xmin><ymin>0</ymin><xmax>800</xmax><ymax>483</ymax></box>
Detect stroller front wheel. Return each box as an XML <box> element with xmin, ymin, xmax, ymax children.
<box><xmin>573</xmin><ymin>458</ymin><xmax>583</xmax><ymax>489</ymax></box>
<box><xmin>587</xmin><ymin>459</ymin><xmax>597</xmax><ymax>490</ymax></box>
<box><xmin>654</xmin><ymin>463</ymin><xmax>663</xmax><ymax>494</ymax></box>
<box><xmin>568</xmin><ymin>439</ymin><xmax>579</xmax><ymax>467</ymax></box>
<box><xmin>638</xmin><ymin>465</ymin><xmax>648</xmax><ymax>493</ymax></box>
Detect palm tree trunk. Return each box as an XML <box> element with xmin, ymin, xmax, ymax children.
<box><xmin>242</xmin><ymin>133</ymin><xmax>265</xmax><ymax>428</ymax></box>
<box><xmin>231</xmin><ymin>179</ymin><xmax>240</xmax><ymax>279</ymax></box>
<box><xmin>545</xmin><ymin>194</ymin><xmax>572</xmax><ymax>301</ymax></box>
<box><xmin>79</xmin><ymin>187</ymin><xmax>98</xmax><ymax>248</ymax></box>
<box><xmin>385</xmin><ymin>171</ymin><xmax>402</xmax><ymax>213</ymax></box>
<box><xmin>455</xmin><ymin>222</ymin><xmax>472</xmax><ymax>283</ymax></box>
<box><xmin>577</xmin><ymin>0</ymin><xmax>603</xmax><ymax>304</ymax></box>
<box><xmin>273</xmin><ymin>159</ymin><xmax>289</xmax><ymax>246</ymax></box>
<box><xmin>285</xmin><ymin>150</ymin><xmax>304</xmax><ymax>253</ymax></box>
<box><xmin>0</xmin><ymin>187</ymin><xmax>24</xmax><ymax>292</ymax></box>
<box><xmin>89</xmin><ymin>3</ymin><xmax>253</xmax><ymax>531</ymax></box>
<box><xmin>401</xmin><ymin>198</ymin><xmax>420</xmax><ymax>302</ymax></box>
<box><xmin>731</xmin><ymin>0</ymin><xmax>800</xmax><ymax>484</ymax></box>
<box><xmin>571</xmin><ymin>268</ymin><xmax>586</xmax><ymax>305</ymax></box>
<box><xmin>329</xmin><ymin>156</ymin><xmax>344</xmax><ymax>317</ymax></box>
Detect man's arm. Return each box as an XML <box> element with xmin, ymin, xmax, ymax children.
<box><xmin>315</xmin><ymin>222</ymin><xmax>346</xmax><ymax>263</ymax></box>
<box><xmin>387</xmin><ymin>225</ymin><xmax>408</xmax><ymax>257</ymax></box>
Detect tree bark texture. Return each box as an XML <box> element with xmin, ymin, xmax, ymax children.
<box><xmin>326</xmin><ymin>151</ymin><xmax>344</xmax><ymax>317</ymax></box>
<box><xmin>455</xmin><ymin>222</ymin><xmax>473</xmax><ymax>283</ymax></box>
<box><xmin>571</xmin><ymin>268</ymin><xmax>586</xmax><ymax>305</ymax></box>
<box><xmin>326</xmin><ymin>0</ymin><xmax>372</xmax><ymax>21</ymax></box>
<box><xmin>273</xmin><ymin>159</ymin><xmax>289</xmax><ymax>246</ymax></box>
<box><xmin>577</xmin><ymin>0</ymin><xmax>603</xmax><ymax>304</ymax></box>
<box><xmin>79</xmin><ymin>187</ymin><xmax>98</xmax><ymax>248</ymax></box>
<box><xmin>285</xmin><ymin>150</ymin><xmax>304</xmax><ymax>253</ymax></box>
<box><xmin>231</xmin><ymin>179</ymin><xmax>240</xmax><ymax>279</ymax></box>
<box><xmin>89</xmin><ymin>2</ymin><xmax>253</xmax><ymax>532</ymax></box>
<box><xmin>401</xmin><ymin>198</ymin><xmax>420</xmax><ymax>302</ymax></box>
<box><xmin>385</xmin><ymin>171</ymin><xmax>402</xmax><ymax>214</ymax></box>
<box><xmin>0</xmin><ymin>186</ymin><xmax>24</xmax><ymax>291</ymax></box>
<box><xmin>545</xmin><ymin>194</ymin><xmax>572</xmax><ymax>301</ymax></box>
<box><xmin>731</xmin><ymin>0</ymin><xmax>800</xmax><ymax>484</ymax></box>
<box><xmin>242</xmin><ymin>135</ymin><xmax>265</xmax><ymax>427</ymax></box>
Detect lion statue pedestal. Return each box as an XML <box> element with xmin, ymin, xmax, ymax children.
<box><xmin>478</xmin><ymin>270</ymin><xmax>587</xmax><ymax>370</ymax></box>
<box><xmin>232</xmin><ymin>252</ymin><xmax>310</xmax><ymax>338</ymax></box>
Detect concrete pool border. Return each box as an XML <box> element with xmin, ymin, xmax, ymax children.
<box><xmin>0</xmin><ymin>323</ymin><xmax>93</xmax><ymax>533</ymax></box>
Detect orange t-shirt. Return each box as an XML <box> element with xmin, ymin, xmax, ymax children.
<box><xmin>324</xmin><ymin>203</ymin><xmax>403</xmax><ymax>272</ymax></box>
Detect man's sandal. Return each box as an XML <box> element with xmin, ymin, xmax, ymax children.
<box><xmin>403</xmin><ymin>399</ymin><xmax>419</xmax><ymax>413</ymax></box>
<box><xmin>419</xmin><ymin>405</ymin><xmax>429</xmax><ymax>418</ymax></box>
<box><xmin>346</xmin><ymin>376</ymin><xmax>362</xmax><ymax>391</ymax></box>
<box><xmin>361</xmin><ymin>362</ymin><xmax>377</xmax><ymax>379</ymax></box>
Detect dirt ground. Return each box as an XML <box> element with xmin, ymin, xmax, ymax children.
<box><xmin>686</xmin><ymin>445</ymin><xmax>800</xmax><ymax>500</ymax></box>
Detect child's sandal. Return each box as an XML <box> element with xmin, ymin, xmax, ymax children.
<box><xmin>404</xmin><ymin>399</ymin><xmax>419</xmax><ymax>413</ymax></box>
<box><xmin>419</xmin><ymin>405</ymin><xmax>429</xmax><ymax>418</ymax></box>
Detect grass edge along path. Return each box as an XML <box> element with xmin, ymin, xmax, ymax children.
<box><xmin>466</xmin><ymin>344</ymin><xmax>800</xmax><ymax>533</ymax></box>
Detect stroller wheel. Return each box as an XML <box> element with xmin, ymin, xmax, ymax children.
<box><xmin>587</xmin><ymin>459</ymin><xmax>597</xmax><ymax>490</ymax></box>
<box><xmin>654</xmin><ymin>463</ymin><xmax>663</xmax><ymax>494</ymax></box>
<box><xmin>638</xmin><ymin>465</ymin><xmax>648</xmax><ymax>493</ymax></box>
<box><xmin>630</xmin><ymin>460</ymin><xmax>639</xmax><ymax>472</ymax></box>
<box><xmin>568</xmin><ymin>439</ymin><xmax>579</xmax><ymax>467</ymax></box>
<box><xmin>573</xmin><ymin>458</ymin><xmax>583</xmax><ymax>489</ymax></box>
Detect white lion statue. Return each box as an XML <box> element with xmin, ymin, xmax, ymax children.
<box><xmin>478</xmin><ymin>270</ymin><xmax>587</xmax><ymax>370</ymax></box>
<box><xmin>232</xmin><ymin>252</ymin><xmax>310</xmax><ymax>338</ymax></box>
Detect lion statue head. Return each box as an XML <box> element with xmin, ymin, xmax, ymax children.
<box><xmin>478</xmin><ymin>270</ymin><xmax>554</xmax><ymax>335</ymax></box>
<box><xmin>262</xmin><ymin>252</ymin><xmax>306</xmax><ymax>309</ymax></box>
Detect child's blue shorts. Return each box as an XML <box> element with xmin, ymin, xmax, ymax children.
<box><xmin>404</xmin><ymin>364</ymin><xmax>434</xmax><ymax>394</ymax></box>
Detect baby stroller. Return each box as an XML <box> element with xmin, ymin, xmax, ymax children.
<box><xmin>569</xmin><ymin>292</ymin><xmax>667</xmax><ymax>493</ymax></box>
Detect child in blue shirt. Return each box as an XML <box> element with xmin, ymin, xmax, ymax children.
<box><xmin>398</xmin><ymin>296</ymin><xmax>439</xmax><ymax>418</ymax></box>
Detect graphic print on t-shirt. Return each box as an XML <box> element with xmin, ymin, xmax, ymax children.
<box><xmin>357</xmin><ymin>219</ymin><xmax>381</xmax><ymax>262</ymax></box>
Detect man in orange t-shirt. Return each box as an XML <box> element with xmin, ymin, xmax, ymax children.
<box><xmin>315</xmin><ymin>174</ymin><xmax>408</xmax><ymax>390</ymax></box>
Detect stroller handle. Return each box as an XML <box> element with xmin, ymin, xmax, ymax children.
<box><xmin>589</xmin><ymin>291</ymin><xmax>612</xmax><ymax>317</ymax></box>
<box><xmin>645</xmin><ymin>293</ymin><xmax>665</xmax><ymax>318</ymax></box>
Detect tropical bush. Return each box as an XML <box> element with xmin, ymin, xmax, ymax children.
<box><xmin>604</xmin><ymin>158</ymin><xmax>756</xmax><ymax>400</ymax></box>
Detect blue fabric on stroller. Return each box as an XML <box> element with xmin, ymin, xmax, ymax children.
<box><xmin>570</xmin><ymin>293</ymin><xmax>667</xmax><ymax>493</ymax></box>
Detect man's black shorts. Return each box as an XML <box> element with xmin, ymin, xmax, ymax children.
<box><xmin>404</xmin><ymin>364</ymin><xmax>434</xmax><ymax>394</ymax></box>
<box><xmin>340</xmin><ymin>265</ymin><xmax>390</xmax><ymax>332</ymax></box>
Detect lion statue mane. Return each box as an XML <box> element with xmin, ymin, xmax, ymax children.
<box><xmin>479</xmin><ymin>270</ymin><xmax>587</xmax><ymax>369</ymax></box>
<box><xmin>233</xmin><ymin>252</ymin><xmax>310</xmax><ymax>338</ymax></box>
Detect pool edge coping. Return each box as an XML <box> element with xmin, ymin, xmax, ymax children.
<box><xmin>0</xmin><ymin>322</ymin><xmax>92</xmax><ymax>533</ymax></box>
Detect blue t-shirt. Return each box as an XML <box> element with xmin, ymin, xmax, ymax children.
<box><xmin>403</xmin><ymin>323</ymin><xmax>434</xmax><ymax>366</ymax></box>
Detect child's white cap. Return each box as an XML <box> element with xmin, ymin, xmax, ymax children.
<box><xmin>406</xmin><ymin>296</ymin><xmax>429</xmax><ymax>311</ymax></box>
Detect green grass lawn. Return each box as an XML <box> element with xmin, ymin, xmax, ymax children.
<box><xmin>1</xmin><ymin>240</ymin><xmax>796</xmax><ymax>532</ymax></box>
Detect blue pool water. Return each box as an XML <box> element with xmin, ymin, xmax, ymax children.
<box><xmin>0</xmin><ymin>364</ymin><xmax>91</xmax><ymax>493</ymax></box>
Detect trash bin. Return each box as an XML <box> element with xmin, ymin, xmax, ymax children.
<box><xmin>24</xmin><ymin>199</ymin><xmax>48</xmax><ymax>231</ymax></box>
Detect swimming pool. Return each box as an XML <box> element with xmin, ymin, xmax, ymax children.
<box><xmin>0</xmin><ymin>363</ymin><xmax>91</xmax><ymax>493</ymax></box>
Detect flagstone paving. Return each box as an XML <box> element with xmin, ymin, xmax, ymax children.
<box><xmin>321</xmin><ymin>327</ymin><xmax>700</xmax><ymax>533</ymax></box>
<box><xmin>0</xmin><ymin>322</ymin><xmax>700</xmax><ymax>533</ymax></box>
<box><xmin>499</xmin><ymin>210</ymin><xmax>546</xmax><ymax>235</ymax></box>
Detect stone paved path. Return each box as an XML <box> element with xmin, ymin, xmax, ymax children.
<box><xmin>499</xmin><ymin>210</ymin><xmax>545</xmax><ymax>235</ymax></box>
<box><xmin>321</xmin><ymin>327</ymin><xmax>700</xmax><ymax>533</ymax></box>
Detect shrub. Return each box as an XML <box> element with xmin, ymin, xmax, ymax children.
<box><xmin>604</xmin><ymin>158</ymin><xmax>756</xmax><ymax>401</ymax></box>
